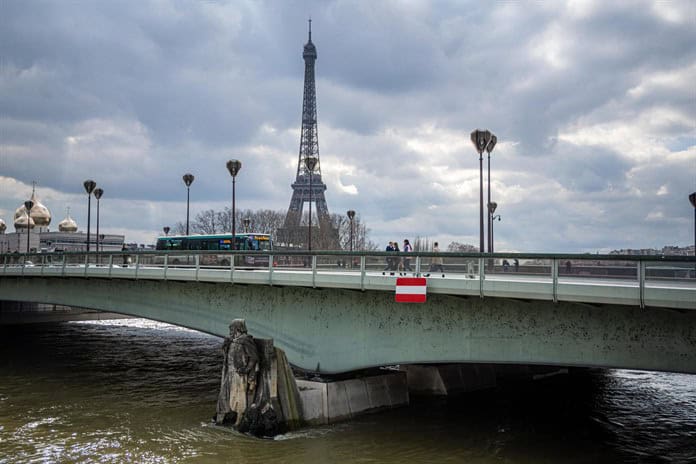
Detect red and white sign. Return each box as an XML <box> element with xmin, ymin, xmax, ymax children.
<box><xmin>395</xmin><ymin>277</ymin><xmax>427</xmax><ymax>303</ymax></box>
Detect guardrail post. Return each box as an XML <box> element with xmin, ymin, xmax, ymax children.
<box><xmin>312</xmin><ymin>255</ymin><xmax>317</xmax><ymax>288</ymax></box>
<box><xmin>84</xmin><ymin>254</ymin><xmax>89</xmax><ymax>277</ymax></box>
<box><xmin>230</xmin><ymin>254</ymin><xmax>235</xmax><ymax>284</ymax></box>
<box><xmin>2</xmin><ymin>255</ymin><xmax>6</xmax><ymax>275</ymax></box>
<box><xmin>415</xmin><ymin>256</ymin><xmax>421</xmax><ymax>276</ymax></box>
<box><xmin>108</xmin><ymin>254</ymin><xmax>113</xmax><ymax>278</ymax></box>
<box><xmin>478</xmin><ymin>256</ymin><xmax>484</xmax><ymax>299</ymax></box>
<box><xmin>135</xmin><ymin>254</ymin><xmax>140</xmax><ymax>280</ymax></box>
<box><xmin>195</xmin><ymin>254</ymin><xmax>200</xmax><ymax>281</ymax></box>
<box><xmin>360</xmin><ymin>256</ymin><xmax>366</xmax><ymax>291</ymax></box>
<box><xmin>268</xmin><ymin>254</ymin><xmax>273</xmax><ymax>286</ymax></box>
<box><xmin>41</xmin><ymin>254</ymin><xmax>45</xmax><ymax>276</ymax></box>
<box><xmin>62</xmin><ymin>253</ymin><xmax>67</xmax><ymax>277</ymax></box>
<box><xmin>552</xmin><ymin>258</ymin><xmax>559</xmax><ymax>303</ymax></box>
<box><xmin>639</xmin><ymin>261</ymin><xmax>646</xmax><ymax>309</ymax></box>
<box><xmin>163</xmin><ymin>254</ymin><xmax>168</xmax><ymax>281</ymax></box>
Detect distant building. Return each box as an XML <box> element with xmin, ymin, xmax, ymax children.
<box><xmin>0</xmin><ymin>187</ymin><xmax>124</xmax><ymax>254</ymax></box>
<box><xmin>609</xmin><ymin>245</ymin><xmax>694</xmax><ymax>256</ymax></box>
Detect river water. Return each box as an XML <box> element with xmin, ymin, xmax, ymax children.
<box><xmin>1</xmin><ymin>318</ymin><xmax>694</xmax><ymax>463</ymax></box>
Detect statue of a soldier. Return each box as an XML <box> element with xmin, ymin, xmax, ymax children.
<box><xmin>216</xmin><ymin>319</ymin><xmax>260</xmax><ymax>426</ymax></box>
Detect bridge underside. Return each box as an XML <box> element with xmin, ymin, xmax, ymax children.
<box><xmin>1</xmin><ymin>277</ymin><xmax>694</xmax><ymax>374</ymax></box>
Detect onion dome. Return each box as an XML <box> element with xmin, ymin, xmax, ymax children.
<box><xmin>14</xmin><ymin>210</ymin><xmax>35</xmax><ymax>230</ymax></box>
<box><xmin>58</xmin><ymin>208</ymin><xmax>78</xmax><ymax>233</ymax></box>
<box><xmin>14</xmin><ymin>186</ymin><xmax>52</xmax><ymax>228</ymax></box>
<box><xmin>0</xmin><ymin>219</ymin><xmax>6</xmax><ymax>233</ymax></box>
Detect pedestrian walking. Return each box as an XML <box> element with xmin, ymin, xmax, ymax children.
<box><xmin>402</xmin><ymin>239</ymin><xmax>413</xmax><ymax>273</ymax></box>
<box><xmin>383</xmin><ymin>242</ymin><xmax>394</xmax><ymax>272</ymax></box>
<box><xmin>430</xmin><ymin>241</ymin><xmax>444</xmax><ymax>276</ymax></box>
<box><xmin>393</xmin><ymin>241</ymin><xmax>403</xmax><ymax>273</ymax></box>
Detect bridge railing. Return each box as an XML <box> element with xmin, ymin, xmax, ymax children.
<box><xmin>2</xmin><ymin>250</ymin><xmax>694</xmax><ymax>309</ymax></box>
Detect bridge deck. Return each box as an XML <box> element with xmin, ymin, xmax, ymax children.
<box><xmin>3</xmin><ymin>251</ymin><xmax>694</xmax><ymax>310</ymax></box>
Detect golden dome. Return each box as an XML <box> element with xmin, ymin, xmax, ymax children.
<box><xmin>14</xmin><ymin>187</ymin><xmax>52</xmax><ymax>228</ymax></box>
<box><xmin>14</xmin><ymin>210</ymin><xmax>35</xmax><ymax>230</ymax></box>
<box><xmin>58</xmin><ymin>208</ymin><xmax>78</xmax><ymax>233</ymax></box>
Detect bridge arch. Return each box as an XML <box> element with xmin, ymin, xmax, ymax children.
<box><xmin>1</xmin><ymin>276</ymin><xmax>694</xmax><ymax>374</ymax></box>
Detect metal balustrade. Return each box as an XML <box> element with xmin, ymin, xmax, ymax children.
<box><xmin>2</xmin><ymin>250</ymin><xmax>694</xmax><ymax>310</ymax></box>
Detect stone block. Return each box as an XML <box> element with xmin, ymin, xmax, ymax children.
<box><xmin>364</xmin><ymin>375</ymin><xmax>390</xmax><ymax>408</ymax></box>
<box><xmin>297</xmin><ymin>381</ymin><xmax>327</xmax><ymax>425</ymax></box>
<box><xmin>327</xmin><ymin>381</ymin><xmax>352</xmax><ymax>422</ymax></box>
<box><xmin>343</xmin><ymin>378</ymin><xmax>370</xmax><ymax>415</ymax></box>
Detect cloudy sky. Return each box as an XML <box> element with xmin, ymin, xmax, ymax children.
<box><xmin>1</xmin><ymin>0</ymin><xmax>694</xmax><ymax>252</ymax></box>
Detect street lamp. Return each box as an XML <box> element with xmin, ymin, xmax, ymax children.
<box><xmin>470</xmin><ymin>130</ymin><xmax>493</xmax><ymax>253</ymax></box>
<box><xmin>83</xmin><ymin>180</ymin><xmax>97</xmax><ymax>252</ymax></box>
<box><xmin>93</xmin><ymin>188</ymin><xmax>103</xmax><ymax>254</ymax></box>
<box><xmin>304</xmin><ymin>156</ymin><xmax>318</xmax><ymax>251</ymax></box>
<box><xmin>690</xmin><ymin>192</ymin><xmax>696</xmax><ymax>256</ymax></box>
<box><xmin>183</xmin><ymin>173</ymin><xmax>194</xmax><ymax>235</ymax></box>
<box><xmin>491</xmin><ymin>213</ymin><xmax>501</xmax><ymax>254</ymax></box>
<box><xmin>243</xmin><ymin>218</ymin><xmax>250</xmax><ymax>233</ymax></box>
<box><xmin>163</xmin><ymin>226</ymin><xmax>170</xmax><ymax>236</ymax></box>
<box><xmin>486</xmin><ymin>135</ymin><xmax>497</xmax><ymax>253</ymax></box>
<box><xmin>226</xmin><ymin>160</ymin><xmax>242</xmax><ymax>247</ymax></box>
<box><xmin>347</xmin><ymin>210</ymin><xmax>356</xmax><ymax>253</ymax></box>
<box><xmin>24</xmin><ymin>200</ymin><xmax>34</xmax><ymax>254</ymax></box>
<box><xmin>488</xmin><ymin>201</ymin><xmax>498</xmax><ymax>252</ymax></box>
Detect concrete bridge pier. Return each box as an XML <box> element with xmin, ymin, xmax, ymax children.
<box><xmin>401</xmin><ymin>364</ymin><xmax>498</xmax><ymax>396</ymax></box>
<box><xmin>296</xmin><ymin>370</ymin><xmax>410</xmax><ymax>425</ymax></box>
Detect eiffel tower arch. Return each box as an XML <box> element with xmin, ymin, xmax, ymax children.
<box><xmin>277</xmin><ymin>20</ymin><xmax>339</xmax><ymax>250</ymax></box>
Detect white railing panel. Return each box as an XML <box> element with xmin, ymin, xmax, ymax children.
<box><xmin>556</xmin><ymin>279</ymin><xmax>640</xmax><ymax>306</ymax></box>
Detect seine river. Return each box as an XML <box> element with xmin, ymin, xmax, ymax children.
<box><xmin>1</xmin><ymin>319</ymin><xmax>694</xmax><ymax>463</ymax></box>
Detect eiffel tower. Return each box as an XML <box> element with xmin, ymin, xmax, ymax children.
<box><xmin>278</xmin><ymin>20</ymin><xmax>338</xmax><ymax>249</ymax></box>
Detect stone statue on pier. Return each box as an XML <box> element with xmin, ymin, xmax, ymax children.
<box><xmin>216</xmin><ymin>319</ymin><xmax>259</xmax><ymax>427</ymax></box>
<box><xmin>215</xmin><ymin>319</ymin><xmax>304</xmax><ymax>437</ymax></box>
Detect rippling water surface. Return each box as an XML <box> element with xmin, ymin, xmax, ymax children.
<box><xmin>1</xmin><ymin>319</ymin><xmax>694</xmax><ymax>463</ymax></box>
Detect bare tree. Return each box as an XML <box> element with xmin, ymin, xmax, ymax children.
<box><xmin>171</xmin><ymin>222</ymin><xmax>186</xmax><ymax>235</ymax></box>
<box><xmin>192</xmin><ymin>209</ymin><xmax>218</xmax><ymax>234</ymax></box>
<box><xmin>173</xmin><ymin>207</ymin><xmax>377</xmax><ymax>250</ymax></box>
<box><xmin>412</xmin><ymin>236</ymin><xmax>432</xmax><ymax>252</ymax></box>
<box><xmin>447</xmin><ymin>241</ymin><xmax>478</xmax><ymax>252</ymax></box>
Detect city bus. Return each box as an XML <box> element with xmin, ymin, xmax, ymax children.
<box><xmin>155</xmin><ymin>233</ymin><xmax>273</xmax><ymax>267</ymax></box>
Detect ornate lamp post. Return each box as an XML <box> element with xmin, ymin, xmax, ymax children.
<box><xmin>183</xmin><ymin>173</ymin><xmax>194</xmax><ymax>235</ymax></box>
<box><xmin>83</xmin><ymin>180</ymin><xmax>97</xmax><ymax>252</ymax></box>
<box><xmin>491</xmin><ymin>212</ymin><xmax>501</xmax><ymax>254</ymax></box>
<box><xmin>470</xmin><ymin>130</ymin><xmax>493</xmax><ymax>253</ymax></box>
<box><xmin>304</xmin><ymin>156</ymin><xmax>318</xmax><ymax>251</ymax></box>
<box><xmin>347</xmin><ymin>210</ymin><xmax>356</xmax><ymax>253</ymax></box>
<box><xmin>226</xmin><ymin>160</ymin><xmax>242</xmax><ymax>247</ymax></box>
<box><xmin>488</xmin><ymin>201</ymin><xmax>498</xmax><ymax>253</ymax></box>
<box><xmin>163</xmin><ymin>226</ymin><xmax>170</xmax><ymax>236</ymax></box>
<box><xmin>24</xmin><ymin>200</ymin><xmax>34</xmax><ymax>254</ymax></box>
<box><xmin>690</xmin><ymin>192</ymin><xmax>696</xmax><ymax>256</ymax></box>
<box><xmin>93</xmin><ymin>188</ymin><xmax>103</xmax><ymax>253</ymax></box>
<box><xmin>243</xmin><ymin>218</ymin><xmax>250</xmax><ymax>233</ymax></box>
<box><xmin>486</xmin><ymin>135</ymin><xmax>497</xmax><ymax>253</ymax></box>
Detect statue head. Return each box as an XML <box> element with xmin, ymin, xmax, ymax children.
<box><xmin>229</xmin><ymin>319</ymin><xmax>248</xmax><ymax>339</ymax></box>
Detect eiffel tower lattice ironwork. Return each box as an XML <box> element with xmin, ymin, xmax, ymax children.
<box><xmin>279</xmin><ymin>20</ymin><xmax>338</xmax><ymax>249</ymax></box>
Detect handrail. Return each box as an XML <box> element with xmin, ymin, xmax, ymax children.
<box><xmin>2</xmin><ymin>249</ymin><xmax>694</xmax><ymax>262</ymax></box>
<box><xmin>1</xmin><ymin>249</ymin><xmax>693</xmax><ymax>310</ymax></box>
